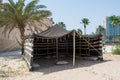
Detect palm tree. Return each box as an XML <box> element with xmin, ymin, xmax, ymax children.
<box><xmin>77</xmin><ymin>28</ymin><xmax>82</xmax><ymax>34</ymax></box>
<box><xmin>81</xmin><ymin>18</ymin><xmax>90</xmax><ymax>35</ymax></box>
<box><xmin>110</xmin><ymin>15</ymin><xmax>120</xmax><ymax>43</ymax></box>
<box><xmin>110</xmin><ymin>15</ymin><xmax>120</xmax><ymax>26</ymax></box>
<box><xmin>58</xmin><ymin>22</ymin><xmax>66</xmax><ymax>29</ymax></box>
<box><xmin>96</xmin><ymin>25</ymin><xmax>105</xmax><ymax>34</ymax></box>
<box><xmin>0</xmin><ymin>0</ymin><xmax>52</xmax><ymax>55</ymax></box>
<box><xmin>91</xmin><ymin>32</ymin><xmax>95</xmax><ymax>35</ymax></box>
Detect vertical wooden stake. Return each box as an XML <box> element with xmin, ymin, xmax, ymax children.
<box><xmin>73</xmin><ymin>31</ymin><xmax>75</xmax><ymax>66</ymax></box>
<box><xmin>56</xmin><ymin>38</ymin><xmax>58</xmax><ymax>61</ymax></box>
<box><xmin>47</xmin><ymin>39</ymin><xmax>48</xmax><ymax>56</ymax></box>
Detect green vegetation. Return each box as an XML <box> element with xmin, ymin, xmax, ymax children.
<box><xmin>80</xmin><ymin>18</ymin><xmax>90</xmax><ymax>35</ymax></box>
<box><xmin>90</xmin><ymin>32</ymin><xmax>95</xmax><ymax>35</ymax></box>
<box><xmin>110</xmin><ymin>15</ymin><xmax>120</xmax><ymax>26</ymax></box>
<box><xmin>96</xmin><ymin>25</ymin><xmax>105</xmax><ymax>34</ymax></box>
<box><xmin>77</xmin><ymin>28</ymin><xmax>82</xmax><ymax>34</ymax></box>
<box><xmin>0</xmin><ymin>0</ymin><xmax>51</xmax><ymax>55</ymax></box>
<box><xmin>112</xmin><ymin>45</ymin><xmax>120</xmax><ymax>55</ymax></box>
<box><xmin>112</xmin><ymin>38</ymin><xmax>120</xmax><ymax>55</ymax></box>
<box><xmin>110</xmin><ymin>15</ymin><xmax>120</xmax><ymax>43</ymax></box>
<box><xmin>57</xmin><ymin>22</ymin><xmax>66</xmax><ymax>29</ymax></box>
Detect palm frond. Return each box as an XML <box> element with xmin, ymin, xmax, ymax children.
<box><xmin>24</xmin><ymin>0</ymin><xmax>39</xmax><ymax>15</ymax></box>
<box><xmin>0</xmin><ymin>0</ymin><xmax>52</xmax><ymax>45</ymax></box>
<box><xmin>110</xmin><ymin>15</ymin><xmax>120</xmax><ymax>26</ymax></box>
<box><xmin>16</xmin><ymin>0</ymin><xmax>24</xmax><ymax>14</ymax></box>
<box><xmin>2</xmin><ymin>22</ymin><xmax>12</xmax><ymax>37</ymax></box>
<box><xmin>39</xmin><ymin>10</ymin><xmax>52</xmax><ymax>17</ymax></box>
<box><xmin>35</xmin><ymin>5</ymin><xmax>46</xmax><ymax>9</ymax></box>
<box><xmin>28</xmin><ymin>10</ymin><xmax>51</xmax><ymax>21</ymax></box>
<box><xmin>8</xmin><ymin>23</ymin><xmax>17</xmax><ymax>38</ymax></box>
<box><xmin>8</xmin><ymin>0</ymin><xmax>16</xmax><ymax>7</ymax></box>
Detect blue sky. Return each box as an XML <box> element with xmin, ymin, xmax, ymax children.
<box><xmin>4</xmin><ymin>0</ymin><xmax>120</xmax><ymax>34</ymax></box>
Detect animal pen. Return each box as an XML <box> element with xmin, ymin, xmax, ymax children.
<box><xmin>23</xmin><ymin>25</ymin><xmax>103</xmax><ymax>70</ymax></box>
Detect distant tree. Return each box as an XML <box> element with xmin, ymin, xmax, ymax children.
<box><xmin>77</xmin><ymin>28</ymin><xmax>82</xmax><ymax>34</ymax></box>
<box><xmin>96</xmin><ymin>25</ymin><xmax>105</xmax><ymax>34</ymax></box>
<box><xmin>91</xmin><ymin>32</ymin><xmax>95</xmax><ymax>35</ymax></box>
<box><xmin>0</xmin><ymin>0</ymin><xmax>52</xmax><ymax>55</ymax></box>
<box><xmin>110</xmin><ymin>15</ymin><xmax>120</xmax><ymax>26</ymax></box>
<box><xmin>81</xmin><ymin>18</ymin><xmax>90</xmax><ymax>35</ymax></box>
<box><xmin>110</xmin><ymin>15</ymin><xmax>120</xmax><ymax>43</ymax></box>
<box><xmin>57</xmin><ymin>22</ymin><xmax>66</xmax><ymax>29</ymax></box>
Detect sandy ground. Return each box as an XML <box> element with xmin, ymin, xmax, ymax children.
<box><xmin>0</xmin><ymin>51</ymin><xmax>120</xmax><ymax>80</ymax></box>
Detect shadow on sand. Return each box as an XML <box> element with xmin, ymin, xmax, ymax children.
<box><xmin>32</xmin><ymin>57</ymin><xmax>111</xmax><ymax>74</ymax></box>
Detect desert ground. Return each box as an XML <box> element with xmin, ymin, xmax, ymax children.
<box><xmin>0</xmin><ymin>51</ymin><xmax>120</xmax><ymax>80</ymax></box>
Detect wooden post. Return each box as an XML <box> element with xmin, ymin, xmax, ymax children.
<box><xmin>79</xmin><ymin>38</ymin><xmax>81</xmax><ymax>56</ymax></box>
<box><xmin>66</xmin><ymin>38</ymin><xmax>68</xmax><ymax>56</ymax></box>
<box><xmin>47</xmin><ymin>39</ymin><xmax>48</xmax><ymax>56</ymax></box>
<box><xmin>88</xmin><ymin>37</ymin><xmax>90</xmax><ymax>56</ymax></box>
<box><xmin>73</xmin><ymin>31</ymin><xmax>75</xmax><ymax>66</ymax></box>
<box><xmin>56</xmin><ymin>38</ymin><xmax>58</xmax><ymax>61</ymax></box>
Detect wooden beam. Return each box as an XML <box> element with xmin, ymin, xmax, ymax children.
<box><xmin>73</xmin><ymin>31</ymin><xmax>75</xmax><ymax>66</ymax></box>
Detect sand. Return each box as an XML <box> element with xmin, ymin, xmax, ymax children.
<box><xmin>0</xmin><ymin>51</ymin><xmax>120</xmax><ymax>80</ymax></box>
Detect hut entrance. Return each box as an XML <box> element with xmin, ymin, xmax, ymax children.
<box><xmin>33</xmin><ymin>31</ymin><xmax>80</xmax><ymax>67</ymax></box>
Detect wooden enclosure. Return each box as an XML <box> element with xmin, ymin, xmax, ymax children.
<box><xmin>23</xmin><ymin>25</ymin><xmax>103</xmax><ymax>70</ymax></box>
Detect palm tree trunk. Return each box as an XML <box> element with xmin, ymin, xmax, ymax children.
<box><xmin>84</xmin><ymin>25</ymin><xmax>86</xmax><ymax>35</ymax></box>
<box><xmin>20</xmin><ymin>28</ymin><xmax>25</xmax><ymax>55</ymax></box>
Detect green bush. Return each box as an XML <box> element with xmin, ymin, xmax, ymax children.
<box><xmin>112</xmin><ymin>45</ymin><xmax>120</xmax><ymax>55</ymax></box>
